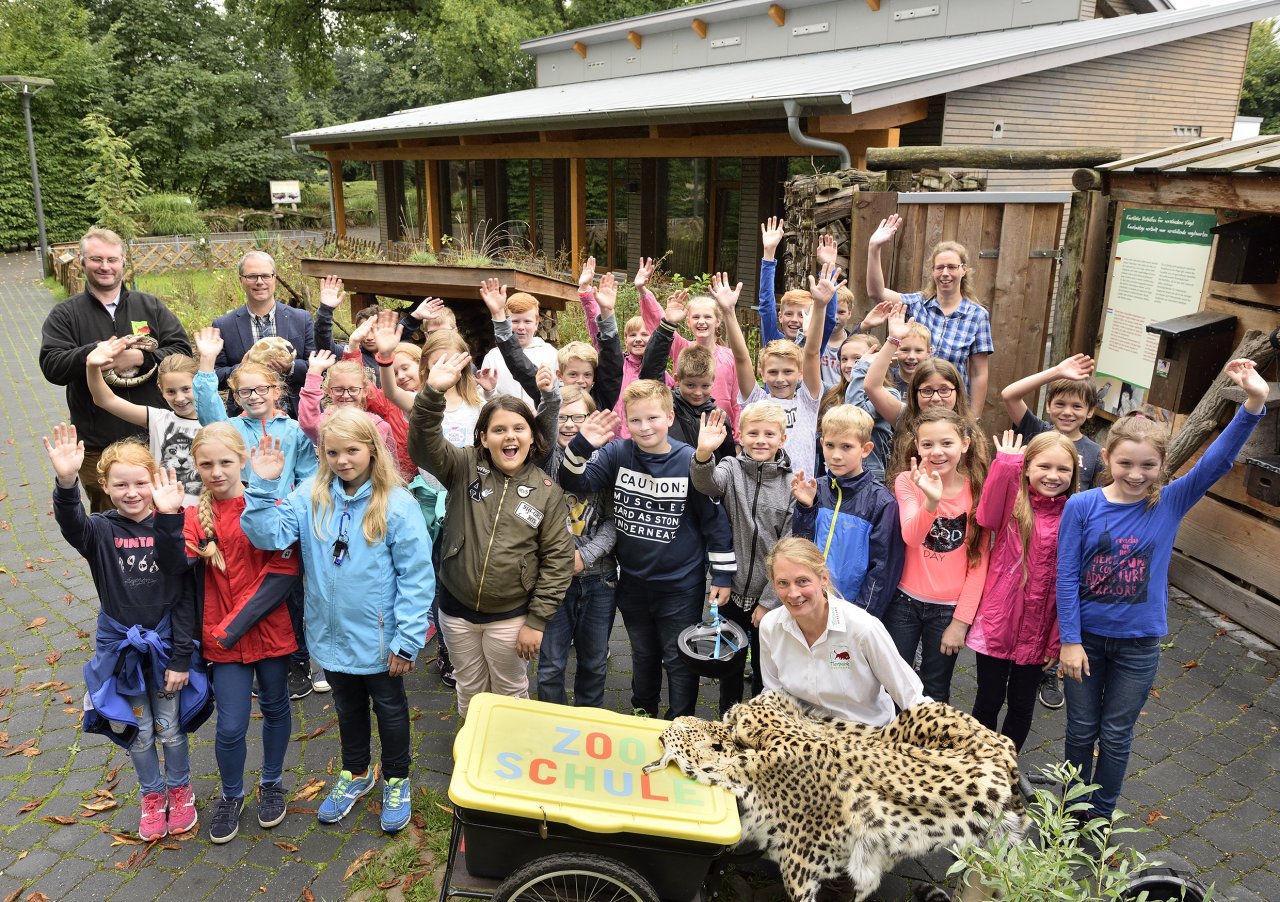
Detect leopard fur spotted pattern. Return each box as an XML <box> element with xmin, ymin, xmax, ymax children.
<box><xmin>642</xmin><ymin>692</ymin><xmax>1026</xmax><ymax>902</ymax></box>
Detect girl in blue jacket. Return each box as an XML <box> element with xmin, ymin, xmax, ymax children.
<box><xmin>242</xmin><ymin>408</ymin><xmax>434</xmax><ymax>834</ymax></box>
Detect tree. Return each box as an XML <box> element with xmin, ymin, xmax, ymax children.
<box><xmin>81</xmin><ymin>113</ymin><xmax>146</xmax><ymax>240</ymax></box>
<box><xmin>1240</xmin><ymin>19</ymin><xmax>1280</xmax><ymax>135</ymax></box>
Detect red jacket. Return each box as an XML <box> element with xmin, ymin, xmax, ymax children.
<box><xmin>184</xmin><ymin>496</ymin><xmax>300</xmax><ymax>664</ymax></box>
<box><xmin>365</xmin><ymin>386</ymin><xmax>416</xmax><ymax>480</ymax></box>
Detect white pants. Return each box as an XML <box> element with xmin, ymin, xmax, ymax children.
<box><xmin>439</xmin><ymin>612</ymin><xmax>529</xmax><ymax>718</ymax></box>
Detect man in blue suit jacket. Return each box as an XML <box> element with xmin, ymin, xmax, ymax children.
<box><xmin>212</xmin><ymin>251</ymin><xmax>315</xmax><ymax>410</ymax></box>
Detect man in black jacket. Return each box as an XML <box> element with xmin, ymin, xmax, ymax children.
<box><xmin>39</xmin><ymin>228</ymin><xmax>192</xmax><ymax>511</ymax></box>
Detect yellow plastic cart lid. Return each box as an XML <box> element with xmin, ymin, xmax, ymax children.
<box><xmin>450</xmin><ymin>694</ymin><xmax>741</xmax><ymax>844</ymax></box>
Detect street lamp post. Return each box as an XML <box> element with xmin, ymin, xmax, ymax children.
<box><xmin>0</xmin><ymin>75</ymin><xmax>55</xmax><ymax>277</ymax></box>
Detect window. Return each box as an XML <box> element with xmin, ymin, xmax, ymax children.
<box><xmin>657</xmin><ymin>158</ymin><xmax>709</xmax><ymax>279</ymax></box>
<box><xmin>585</xmin><ymin>160</ymin><xmax>632</xmax><ymax>271</ymax></box>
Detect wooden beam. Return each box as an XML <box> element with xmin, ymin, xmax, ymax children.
<box><xmin>866</xmin><ymin>0</ymin><xmax>881</xmax><ymax>9</ymax></box>
<box><xmin>329</xmin><ymin>159</ymin><xmax>347</xmax><ymax>239</ymax></box>
<box><xmin>816</xmin><ymin>99</ymin><xmax>929</xmax><ymax>133</ymax></box>
<box><xmin>1175</xmin><ymin>496</ymin><xmax>1280</xmax><ymax>598</ymax></box>
<box><xmin>1107</xmin><ymin>173</ymin><xmax>1280</xmax><ymax>215</ymax></box>
<box><xmin>865</xmin><ymin>145</ymin><xmax>1123</xmax><ymax>171</ymax></box>
<box><xmin>458</xmin><ymin>134</ymin><xmax>494</xmax><ymax>146</ymax></box>
<box><xmin>1206</xmin><ymin>280</ymin><xmax>1280</xmax><ymax>308</ymax></box>
<box><xmin>1170</xmin><ymin>553</ymin><xmax>1280</xmax><ymax>647</ymax></box>
<box><xmin>627</xmin><ymin>30</ymin><xmax>642</xmax><ymax>49</ymax></box>
<box><xmin>691</xmin><ymin>18</ymin><xmax>707</xmax><ymax>38</ymax></box>
<box><xmin>573</xmin><ymin>41</ymin><xmax>587</xmax><ymax>58</ymax></box>
<box><xmin>540</xmin><ymin>130</ymin><xmax>580</xmax><ymax>143</ymax></box>
<box><xmin>424</xmin><ymin>160</ymin><xmax>443</xmax><ymax>251</ymax></box>
<box><xmin>569</xmin><ymin>159</ymin><xmax>587</xmax><ymax>279</ymax></box>
<box><xmin>768</xmin><ymin>4</ymin><xmax>786</xmax><ymax>26</ymax></box>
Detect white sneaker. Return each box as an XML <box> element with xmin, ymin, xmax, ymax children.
<box><xmin>312</xmin><ymin>670</ymin><xmax>331</xmax><ymax>693</ymax></box>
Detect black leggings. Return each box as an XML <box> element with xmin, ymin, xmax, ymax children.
<box><xmin>716</xmin><ymin>601</ymin><xmax>762</xmax><ymax>716</ymax></box>
<box><xmin>972</xmin><ymin>652</ymin><xmax>1044</xmax><ymax>751</ymax></box>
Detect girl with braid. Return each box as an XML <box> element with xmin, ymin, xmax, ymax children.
<box><xmin>155</xmin><ymin>423</ymin><xmax>301</xmax><ymax>844</ymax></box>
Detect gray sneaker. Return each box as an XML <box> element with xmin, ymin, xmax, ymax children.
<box><xmin>1038</xmin><ymin>670</ymin><xmax>1064</xmax><ymax>709</ymax></box>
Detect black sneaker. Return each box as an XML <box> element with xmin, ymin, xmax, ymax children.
<box><xmin>438</xmin><ymin>646</ymin><xmax>456</xmax><ymax>689</ymax></box>
<box><xmin>1038</xmin><ymin>670</ymin><xmax>1064</xmax><ymax>709</ymax></box>
<box><xmin>258</xmin><ymin>781</ymin><xmax>286</xmax><ymax>828</ymax></box>
<box><xmin>289</xmin><ymin>661</ymin><xmax>313</xmax><ymax>700</ymax></box>
<box><xmin>209</xmin><ymin>796</ymin><xmax>244</xmax><ymax>844</ymax></box>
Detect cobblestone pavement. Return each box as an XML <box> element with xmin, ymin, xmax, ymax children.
<box><xmin>0</xmin><ymin>254</ymin><xmax>1278</xmax><ymax>901</ymax></box>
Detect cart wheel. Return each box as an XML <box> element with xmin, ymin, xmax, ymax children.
<box><xmin>493</xmin><ymin>853</ymin><xmax>660</xmax><ymax>902</ymax></box>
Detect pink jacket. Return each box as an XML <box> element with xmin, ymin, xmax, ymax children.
<box><xmin>298</xmin><ymin>371</ymin><xmax>396</xmax><ymax>455</ymax></box>
<box><xmin>963</xmin><ymin>451</ymin><xmax>1065</xmax><ymax>665</ymax></box>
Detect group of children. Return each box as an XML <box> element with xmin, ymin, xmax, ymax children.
<box><xmin>49</xmin><ymin>218</ymin><xmax>1268</xmax><ymax>850</ymax></box>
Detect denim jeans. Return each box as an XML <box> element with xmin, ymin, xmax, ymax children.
<box><xmin>615</xmin><ymin>579</ymin><xmax>704</xmax><ymax>719</ymax></box>
<box><xmin>209</xmin><ymin>655</ymin><xmax>292</xmax><ymax>799</ymax></box>
<box><xmin>1064</xmin><ymin>631</ymin><xmax>1161</xmax><ymax>818</ymax></box>
<box><xmin>883</xmin><ymin>591</ymin><xmax>959</xmax><ymax>705</ymax></box>
<box><xmin>286</xmin><ymin>582</ymin><xmax>309</xmax><ymax>666</ymax></box>
<box><xmin>716</xmin><ymin>599</ymin><xmax>762</xmax><ymax>716</ymax></box>
<box><xmin>537</xmin><ymin>572</ymin><xmax>616</xmax><ymax>708</ymax></box>
<box><xmin>124</xmin><ymin>681</ymin><xmax>190</xmax><ymax>795</ymax></box>
<box><xmin>327</xmin><ymin>669</ymin><xmax>412</xmax><ymax>780</ymax></box>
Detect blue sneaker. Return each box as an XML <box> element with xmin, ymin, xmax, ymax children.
<box><xmin>317</xmin><ymin>770</ymin><xmax>376</xmax><ymax>824</ymax></box>
<box><xmin>381</xmin><ymin>777</ymin><xmax>412</xmax><ymax>833</ymax></box>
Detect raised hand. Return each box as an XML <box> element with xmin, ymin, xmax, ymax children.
<box><xmin>410</xmin><ymin>296</ymin><xmax>446</xmax><ymax>322</ymax></box>
<box><xmin>86</xmin><ymin>336</ymin><xmax>131</xmax><ymax>370</ymax></box>
<box><xmin>427</xmin><ymin>351</ymin><xmax>472</xmax><ymax>394</ymax></box>
<box><xmin>319</xmin><ymin>275</ymin><xmax>345</xmax><ymax>309</ymax></box>
<box><xmin>816</xmin><ymin>233</ymin><xmax>838</xmax><ymax>267</ymax></box>
<box><xmin>869</xmin><ymin>214</ymin><xmax>901</xmax><ymax>248</ymax></box>
<box><xmin>760</xmin><ymin>217</ymin><xmax>785</xmax><ymax>260</ymax></box>
<box><xmin>1054</xmin><ymin>353</ymin><xmax>1096</xmax><ymax>382</ymax></box>
<box><xmin>633</xmin><ymin>256</ymin><xmax>656</xmax><ymax>290</ymax></box>
<box><xmin>347</xmin><ymin>311</ymin><xmax>376</xmax><ymax>347</ymax></box>
<box><xmin>859</xmin><ymin>300</ymin><xmax>897</xmax><ymax>332</ymax></box>
<box><xmin>535</xmin><ymin>364</ymin><xmax>555</xmax><ymax>394</ymax></box>
<box><xmin>250</xmin><ymin>436</ymin><xmax>286</xmax><ymax>482</ymax></box>
<box><xmin>308</xmin><ymin>349</ymin><xmax>336</xmax><ymax>375</ymax></box>
<box><xmin>886</xmin><ymin>303</ymin><xmax>910</xmax><ymax>341</ymax></box>
<box><xmin>1225</xmin><ymin>357</ymin><xmax>1269</xmax><ymax>404</ymax></box>
<box><xmin>664</xmin><ymin>289</ymin><xmax>690</xmax><ymax>324</ymax></box>
<box><xmin>194</xmin><ymin>326</ymin><xmax>223</xmax><ymax>362</ymax></box>
<box><xmin>790</xmin><ymin>470</ymin><xmax>818</xmax><ymax>507</ymax></box>
<box><xmin>150</xmin><ymin>466</ymin><xmax>185</xmax><ymax>514</ymax></box>
<box><xmin>709</xmin><ymin>272</ymin><xmax>742</xmax><ymax>313</ymax></box>
<box><xmin>372</xmin><ymin>310</ymin><xmax>403</xmax><ymax>359</ymax></box>
<box><xmin>910</xmin><ymin>457</ymin><xmax>943</xmax><ymax>506</ymax></box>
<box><xmin>475</xmin><ymin>367</ymin><xmax>498</xmax><ymax>394</ymax></box>
<box><xmin>993</xmin><ymin>429</ymin><xmax>1024</xmax><ymax>456</ymax></box>
<box><xmin>578</xmin><ymin>410</ymin><xmax>621</xmax><ymax>448</ymax></box>
<box><xmin>578</xmin><ymin>256</ymin><xmax>597</xmax><ymax>292</ymax></box>
<box><xmin>807</xmin><ymin>263</ymin><xmax>845</xmax><ymax>306</ymax></box>
<box><xmin>596</xmin><ymin>272</ymin><xmax>619</xmax><ymax>318</ymax></box>
<box><xmin>696</xmin><ymin>409</ymin><xmax>728</xmax><ymax>459</ymax></box>
<box><xmin>43</xmin><ymin>423</ymin><xmax>84</xmax><ymax>486</ymax></box>
<box><xmin>479</xmin><ymin>278</ymin><xmax>508</xmax><ymax>320</ymax></box>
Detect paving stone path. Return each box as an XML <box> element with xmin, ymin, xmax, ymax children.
<box><xmin>0</xmin><ymin>252</ymin><xmax>1277</xmax><ymax>901</ymax></box>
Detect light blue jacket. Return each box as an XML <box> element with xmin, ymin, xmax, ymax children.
<box><xmin>193</xmin><ymin>371</ymin><xmax>317</xmax><ymax>487</ymax></box>
<box><xmin>241</xmin><ymin>472</ymin><xmax>434</xmax><ymax>675</ymax></box>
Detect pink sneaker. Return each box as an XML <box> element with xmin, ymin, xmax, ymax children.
<box><xmin>166</xmin><ymin>784</ymin><xmax>198</xmax><ymax>834</ymax></box>
<box><xmin>138</xmin><ymin>791</ymin><xmax>168</xmax><ymax>841</ymax></box>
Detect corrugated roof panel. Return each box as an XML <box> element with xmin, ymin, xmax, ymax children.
<box><xmin>1105</xmin><ymin>136</ymin><xmax>1280</xmax><ymax>174</ymax></box>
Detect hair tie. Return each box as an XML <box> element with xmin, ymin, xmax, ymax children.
<box><xmin>198</xmin><ymin>535</ymin><xmax>218</xmax><ymax>549</ymax></box>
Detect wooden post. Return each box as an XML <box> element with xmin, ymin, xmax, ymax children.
<box><xmin>569</xmin><ymin>158</ymin><xmax>587</xmax><ymax>279</ymax></box>
<box><xmin>1066</xmin><ymin>192</ymin><xmax>1111</xmax><ymax>361</ymax></box>
<box><xmin>424</xmin><ymin>161</ymin><xmax>443</xmax><ymax>252</ymax></box>
<box><xmin>866</xmin><ymin>145</ymin><xmax>1123</xmax><ymax>171</ymax></box>
<box><xmin>330</xmin><ymin>159</ymin><xmax>347</xmax><ymax>239</ymax></box>
<box><xmin>1050</xmin><ymin>191</ymin><xmax>1092</xmax><ymax>365</ymax></box>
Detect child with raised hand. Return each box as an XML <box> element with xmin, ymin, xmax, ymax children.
<box><xmin>723</xmin><ymin>265</ymin><xmax>833</xmax><ymax>475</ymax></box>
<box><xmin>944</xmin><ymin>429</ymin><xmax>1078</xmax><ymax>751</ymax></box>
<box><xmin>298</xmin><ymin>350</ymin><xmax>395</xmax><ymax>450</ymax></box>
<box><xmin>477</xmin><ymin>287</ymin><xmax>559</xmax><ymax>409</ymax></box>
<box><xmin>407</xmin><ymin>351</ymin><xmax>575</xmax><ymax>719</ymax></box>
<box><xmin>819</xmin><ymin>333</ymin><xmax>880</xmax><ymax>429</ymax></box>
<box><xmin>640</xmin><ymin>289</ymin><xmax>735</xmax><ymax>462</ymax></box>
<box><xmin>242</xmin><ymin>409</ymin><xmax>433</xmax><ymax>833</ymax></box>
<box><xmin>867</xmin><ymin>213</ymin><xmax>994</xmax><ymax>417</ymax></box>
<box><xmin>314</xmin><ymin>275</ymin><xmax>385</xmax><ymax>385</ymax></box>
<box><xmin>559</xmin><ymin>382</ymin><xmax>736</xmax><ymax>719</ymax></box>
<box><xmin>45</xmin><ymin>426</ymin><xmax>205</xmax><ymax>841</ymax></box>
<box><xmin>883</xmin><ymin>407</ymin><xmax>990</xmax><ymax>705</ymax></box>
<box><xmin>791</xmin><ymin>405</ymin><xmax>903</xmax><ymax>618</ymax></box>
<box><xmin>1057</xmin><ymin>359</ymin><xmax>1268</xmax><ymax>821</ymax></box>
<box><xmin>153</xmin><ymin>423</ymin><xmax>300</xmax><ymax>844</ymax></box>
<box><xmin>690</xmin><ymin>404</ymin><xmax>795</xmax><ymax>714</ymax></box>
<box><xmin>756</xmin><ymin>218</ymin><xmax>838</xmax><ymax>349</ymax></box>
<box><xmin>1002</xmin><ymin>353</ymin><xmax>1103</xmax><ymax>489</ymax></box>
<box><xmin>608</xmin><ymin>257</ymin><xmax>672</xmax><ymax>437</ymax></box>
<box><xmin>86</xmin><ymin>337</ymin><xmax>203</xmax><ymax>506</ymax></box>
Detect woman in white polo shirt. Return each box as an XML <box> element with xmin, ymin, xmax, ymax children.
<box><xmin>759</xmin><ymin>537</ymin><xmax>927</xmax><ymax>726</ymax></box>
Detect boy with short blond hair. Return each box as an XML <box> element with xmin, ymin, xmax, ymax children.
<box><xmin>820</xmin><ymin>286</ymin><xmax>858</xmax><ymax>390</ymax></box>
<box><xmin>791</xmin><ymin>404</ymin><xmax>903</xmax><ymax>617</ymax></box>
<box><xmin>479</xmin><ymin>289</ymin><xmax>561</xmax><ymax>408</ymax></box>
<box><xmin>757</xmin><ymin>218</ymin><xmax>839</xmax><ymax>348</ymax></box>
<box><xmin>559</xmin><ymin>379</ymin><xmax>735</xmax><ymax>719</ymax></box>
<box><xmin>690</xmin><ymin>402</ymin><xmax>794</xmax><ymax>713</ymax></box>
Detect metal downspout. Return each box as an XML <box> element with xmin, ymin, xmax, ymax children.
<box><xmin>783</xmin><ymin>99</ymin><xmax>851</xmax><ymax>170</ymax></box>
<box><xmin>290</xmin><ymin>137</ymin><xmax>338</xmax><ymax>234</ymax></box>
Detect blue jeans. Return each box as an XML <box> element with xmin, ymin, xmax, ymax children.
<box><xmin>286</xmin><ymin>582</ymin><xmax>309</xmax><ymax>666</ymax></box>
<box><xmin>1064</xmin><ymin>631</ymin><xmax>1161</xmax><ymax>818</ymax></box>
<box><xmin>883</xmin><ymin>591</ymin><xmax>959</xmax><ymax>705</ymax></box>
<box><xmin>124</xmin><ymin>681</ymin><xmax>190</xmax><ymax>795</ymax></box>
<box><xmin>209</xmin><ymin>656</ymin><xmax>292</xmax><ymax>799</ymax></box>
<box><xmin>615</xmin><ymin>579</ymin><xmax>704</xmax><ymax>719</ymax></box>
<box><xmin>537</xmin><ymin>572</ymin><xmax>616</xmax><ymax>708</ymax></box>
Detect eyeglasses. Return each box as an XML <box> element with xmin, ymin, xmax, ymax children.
<box><xmin>557</xmin><ymin>414</ymin><xmax>587</xmax><ymax>424</ymax></box>
<box><xmin>241</xmin><ymin>273</ymin><xmax>275</xmax><ymax>282</ymax></box>
<box><xmin>86</xmin><ymin>256</ymin><xmax>123</xmax><ymax>266</ymax></box>
<box><xmin>917</xmin><ymin>387</ymin><xmax>956</xmax><ymax>399</ymax></box>
<box><xmin>330</xmin><ymin>386</ymin><xmax>362</xmax><ymax>398</ymax></box>
<box><xmin>234</xmin><ymin>385</ymin><xmax>274</xmax><ymax>400</ymax></box>
<box><xmin>932</xmin><ymin>263</ymin><xmax>965</xmax><ymax>274</ymax></box>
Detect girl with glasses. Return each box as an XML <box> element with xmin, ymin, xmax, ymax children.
<box><xmin>297</xmin><ymin>352</ymin><xmax>396</xmax><ymax>465</ymax></box>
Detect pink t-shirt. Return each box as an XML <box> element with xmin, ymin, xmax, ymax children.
<box><xmin>893</xmin><ymin>473</ymin><xmax>989</xmax><ymax>610</ymax></box>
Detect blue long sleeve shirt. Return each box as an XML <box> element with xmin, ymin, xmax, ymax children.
<box><xmin>558</xmin><ymin>434</ymin><xmax>736</xmax><ymax>592</ymax></box>
<box><xmin>1056</xmin><ymin>405</ymin><xmax>1263</xmax><ymax>643</ymax></box>
<box><xmin>757</xmin><ymin>258</ymin><xmax>838</xmax><ymax>348</ymax></box>
<box><xmin>193</xmin><ymin>371</ymin><xmax>317</xmax><ymax>487</ymax></box>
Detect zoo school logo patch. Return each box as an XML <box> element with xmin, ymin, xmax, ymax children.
<box><xmin>830</xmin><ymin>646</ymin><xmax>852</xmax><ymax>670</ymax></box>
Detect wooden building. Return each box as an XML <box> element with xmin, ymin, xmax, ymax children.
<box><xmin>289</xmin><ymin>0</ymin><xmax>1277</xmax><ymax>300</ymax></box>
